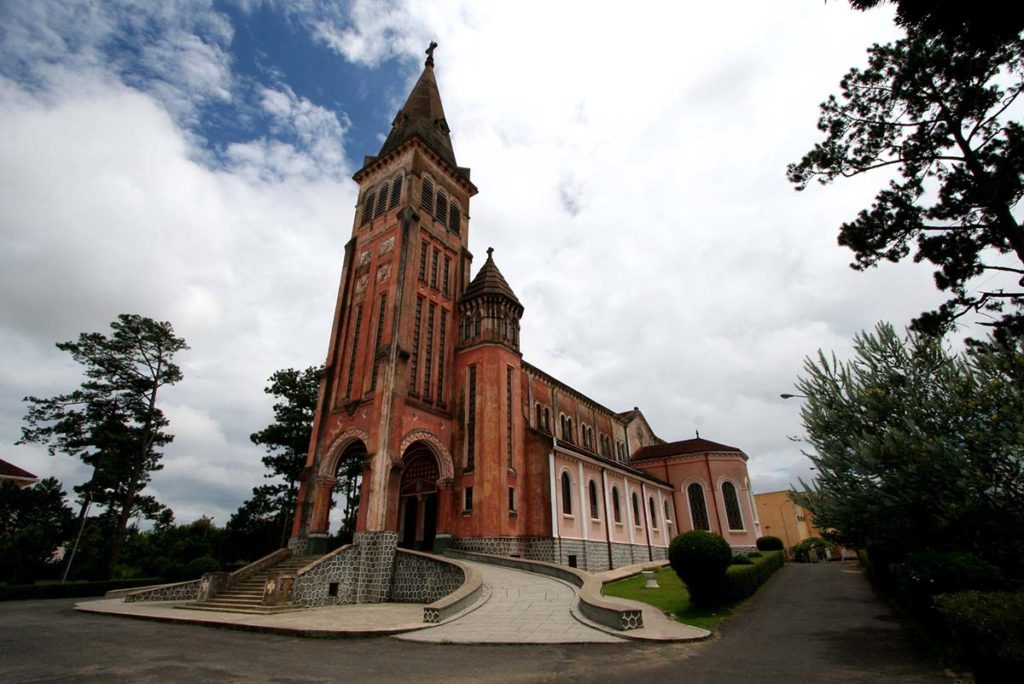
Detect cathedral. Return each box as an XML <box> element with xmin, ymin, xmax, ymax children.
<box><xmin>289</xmin><ymin>48</ymin><xmax>760</xmax><ymax>573</ymax></box>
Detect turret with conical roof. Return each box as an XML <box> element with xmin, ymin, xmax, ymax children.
<box><xmin>458</xmin><ymin>247</ymin><xmax>523</xmax><ymax>352</ymax></box>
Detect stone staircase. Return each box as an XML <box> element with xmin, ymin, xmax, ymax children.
<box><xmin>179</xmin><ymin>553</ymin><xmax>321</xmax><ymax>615</ymax></box>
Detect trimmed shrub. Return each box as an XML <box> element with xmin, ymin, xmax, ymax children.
<box><xmin>723</xmin><ymin>551</ymin><xmax>784</xmax><ymax>603</ymax></box>
<box><xmin>747</xmin><ymin>551</ymin><xmax>763</xmax><ymax>558</ymax></box>
<box><xmin>731</xmin><ymin>555</ymin><xmax>754</xmax><ymax>565</ymax></box>
<box><xmin>669</xmin><ymin>531</ymin><xmax>732</xmax><ymax>608</ymax></box>
<box><xmin>185</xmin><ymin>556</ymin><xmax>221</xmax><ymax>578</ymax></box>
<box><xmin>756</xmin><ymin>536</ymin><xmax>784</xmax><ymax>551</ymax></box>
<box><xmin>936</xmin><ymin>590</ymin><xmax>1024</xmax><ymax>683</ymax></box>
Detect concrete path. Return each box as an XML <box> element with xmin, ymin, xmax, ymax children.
<box><xmin>399</xmin><ymin>561</ymin><xmax>624</xmax><ymax>643</ymax></box>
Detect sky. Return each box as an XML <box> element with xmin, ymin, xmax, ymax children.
<box><xmin>0</xmin><ymin>0</ymin><xmax>974</xmax><ymax>526</ymax></box>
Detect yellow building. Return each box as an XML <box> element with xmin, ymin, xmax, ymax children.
<box><xmin>753</xmin><ymin>490</ymin><xmax>819</xmax><ymax>550</ymax></box>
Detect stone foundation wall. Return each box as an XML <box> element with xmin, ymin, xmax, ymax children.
<box><xmin>123</xmin><ymin>579</ymin><xmax>201</xmax><ymax>603</ymax></box>
<box><xmin>293</xmin><ymin>546</ymin><xmax>358</xmax><ymax>607</ymax></box>
<box><xmin>287</xmin><ymin>536</ymin><xmax>307</xmax><ymax>555</ymax></box>
<box><xmin>651</xmin><ymin>546</ymin><xmax>668</xmax><ymax>562</ymax></box>
<box><xmin>453</xmin><ymin>536</ymin><xmax>657</xmax><ymax>572</ymax></box>
<box><xmin>450</xmin><ymin>536</ymin><xmax>556</xmax><ymax>563</ymax></box>
<box><xmin>390</xmin><ymin>550</ymin><xmax>464</xmax><ymax>604</ymax></box>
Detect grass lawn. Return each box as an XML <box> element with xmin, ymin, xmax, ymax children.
<box><xmin>602</xmin><ymin>551</ymin><xmax>784</xmax><ymax>632</ymax></box>
<box><xmin>601</xmin><ymin>567</ymin><xmax>735</xmax><ymax>631</ymax></box>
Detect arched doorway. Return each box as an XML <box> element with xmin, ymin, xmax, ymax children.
<box><xmin>398</xmin><ymin>444</ymin><xmax>439</xmax><ymax>551</ymax></box>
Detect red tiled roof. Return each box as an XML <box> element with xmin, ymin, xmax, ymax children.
<box><xmin>0</xmin><ymin>458</ymin><xmax>38</xmax><ymax>481</ymax></box>
<box><xmin>631</xmin><ymin>438</ymin><xmax>744</xmax><ymax>461</ymax></box>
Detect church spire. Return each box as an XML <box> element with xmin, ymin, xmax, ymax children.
<box><xmin>375</xmin><ymin>41</ymin><xmax>457</xmax><ymax>169</ymax></box>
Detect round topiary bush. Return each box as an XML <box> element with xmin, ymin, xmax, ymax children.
<box><xmin>668</xmin><ymin>530</ymin><xmax>732</xmax><ymax>608</ymax></box>
<box><xmin>185</xmin><ymin>556</ymin><xmax>221</xmax><ymax>578</ymax></box>
<box><xmin>756</xmin><ymin>535</ymin><xmax>784</xmax><ymax>551</ymax></box>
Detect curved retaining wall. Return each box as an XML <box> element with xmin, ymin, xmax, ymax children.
<box><xmin>444</xmin><ymin>549</ymin><xmax>644</xmax><ymax>631</ymax></box>
<box><xmin>394</xmin><ymin>549</ymin><xmax>483</xmax><ymax>623</ymax></box>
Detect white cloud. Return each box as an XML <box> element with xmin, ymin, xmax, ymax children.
<box><xmin>0</xmin><ymin>71</ymin><xmax>353</xmax><ymax>520</ymax></box>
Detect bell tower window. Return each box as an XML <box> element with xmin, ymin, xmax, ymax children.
<box><xmin>421</xmin><ymin>176</ymin><xmax>434</xmax><ymax>215</ymax></box>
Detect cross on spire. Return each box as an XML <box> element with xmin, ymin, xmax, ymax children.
<box><xmin>425</xmin><ymin>41</ymin><xmax>438</xmax><ymax>67</ymax></box>
<box><xmin>487</xmin><ymin>246</ymin><xmax>494</xmax><ymax>259</ymax></box>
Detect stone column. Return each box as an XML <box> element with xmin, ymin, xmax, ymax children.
<box><xmin>435</xmin><ymin>478</ymin><xmax>454</xmax><ymax>553</ymax></box>
<box><xmin>353</xmin><ymin>530</ymin><xmax>399</xmax><ymax>603</ymax></box>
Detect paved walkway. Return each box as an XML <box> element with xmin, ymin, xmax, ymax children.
<box><xmin>76</xmin><ymin>596</ymin><xmax>428</xmax><ymax>637</ymax></box>
<box><xmin>399</xmin><ymin>561</ymin><xmax>624</xmax><ymax>643</ymax></box>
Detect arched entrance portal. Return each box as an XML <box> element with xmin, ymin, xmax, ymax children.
<box><xmin>398</xmin><ymin>444</ymin><xmax>439</xmax><ymax>551</ymax></box>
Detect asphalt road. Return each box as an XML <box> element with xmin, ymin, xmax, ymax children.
<box><xmin>0</xmin><ymin>563</ymin><xmax>946</xmax><ymax>683</ymax></box>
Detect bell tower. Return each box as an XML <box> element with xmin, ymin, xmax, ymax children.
<box><xmin>292</xmin><ymin>44</ymin><xmax>478</xmax><ymax>564</ymax></box>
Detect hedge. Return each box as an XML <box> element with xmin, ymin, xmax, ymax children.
<box><xmin>0</xmin><ymin>578</ymin><xmax>164</xmax><ymax>602</ymax></box>
<box><xmin>936</xmin><ymin>590</ymin><xmax>1024</xmax><ymax>683</ymax></box>
<box><xmin>722</xmin><ymin>550</ymin><xmax>784</xmax><ymax>603</ymax></box>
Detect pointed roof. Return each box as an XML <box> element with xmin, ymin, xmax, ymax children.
<box><xmin>376</xmin><ymin>50</ymin><xmax>457</xmax><ymax>169</ymax></box>
<box><xmin>461</xmin><ymin>247</ymin><xmax>522</xmax><ymax>310</ymax></box>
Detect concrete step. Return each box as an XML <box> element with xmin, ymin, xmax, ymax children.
<box><xmin>177</xmin><ymin>603</ymin><xmax>303</xmax><ymax>615</ymax></box>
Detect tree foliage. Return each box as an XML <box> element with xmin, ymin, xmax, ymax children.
<box><xmin>847</xmin><ymin>0</ymin><xmax>1024</xmax><ymax>49</ymax></box>
<box><xmin>788</xmin><ymin>29</ymin><xmax>1024</xmax><ymax>333</ymax></box>
<box><xmin>0</xmin><ymin>478</ymin><xmax>75</xmax><ymax>583</ymax></box>
<box><xmin>791</xmin><ymin>323</ymin><xmax>1024</xmax><ymax>579</ymax></box>
<box><xmin>250</xmin><ymin>366</ymin><xmax>322</xmax><ymax>484</ymax></box>
<box><xmin>19</xmin><ymin>314</ymin><xmax>188</xmax><ymax>572</ymax></box>
<box><xmin>245</xmin><ymin>366</ymin><xmax>321</xmax><ymax>548</ymax></box>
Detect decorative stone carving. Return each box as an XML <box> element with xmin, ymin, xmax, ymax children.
<box><xmin>354</xmin><ymin>273</ymin><xmax>369</xmax><ymax>295</ymax></box>
<box><xmin>398</xmin><ymin>429</ymin><xmax>455</xmax><ymax>479</ymax></box>
<box><xmin>318</xmin><ymin>428</ymin><xmax>371</xmax><ymax>478</ymax></box>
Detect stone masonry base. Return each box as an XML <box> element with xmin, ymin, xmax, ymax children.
<box><xmin>450</xmin><ymin>536</ymin><xmax>667</xmax><ymax>573</ymax></box>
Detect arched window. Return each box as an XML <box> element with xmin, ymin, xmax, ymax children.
<box><xmin>561</xmin><ymin>472</ymin><xmax>572</xmax><ymax>515</ymax></box>
<box><xmin>536</xmin><ymin>403</ymin><xmax>543</xmax><ymax>430</ymax></box>
<box><xmin>375</xmin><ymin>182</ymin><xmax>389</xmax><ymax>217</ymax></box>
<box><xmin>612</xmin><ymin>487</ymin><xmax>621</xmax><ymax>523</ymax></box>
<box><xmin>649</xmin><ymin>497</ymin><xmax>658</xmax><ymax>529</ymax></box>
<box><xmin>474</xmin><ymin>311</ymin><xmax>481</xmax><ymax>337</ymax></box>
<box><xmin>420</xmin><ymin>176</ymin><xmax>434</xmax><ymax>214</ymax></box>
<box><xmin>389</xmin><ymin>175</ymin><xmax>403</xmax><ymax>208</ymax></box>
<box><xmin>543</xmin><ymin>407</ymin><xmax>550</xmax><ymax>432</ymax></box>
<box><xmin>589</xmin><ymin>480</ymin><xmax>599</xmax><ymax>519</ymax></box>
<box><xmin>688</xmin><ymin>483</ymin><xmax>711</xmax><ymax>531</ymax></box>
<box><xmin>722</xmin><ymin>481</ymin><xmax>744</xmax><ymax>530</ymax></box>
<box><xmin>566</xmin><ymin>418</ymin><xmax>574</xmax><ymax>444</ymax></box>
<box><xmin>631</xmin><ymin>492</ymin><xmax>640</xmax><ymax>527</ymax></box>
<box><xmin>448</xmin><ymin>200</ymin><xmax>460</xmax><ymax>233</ymax></box>
<box><xmin>434</xmin><ymin>189</ymin><xmax>448</xmax><ymax>223</ymax></box>
<box><xmin>361</xmin><ymin>191</ymin><xmax>375</xmax><ymax>225</ymax></box>
<box><xmin>664</xmin><ymin>500</ymin><xmax>672</xmax><ymax>526</ymax></box>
